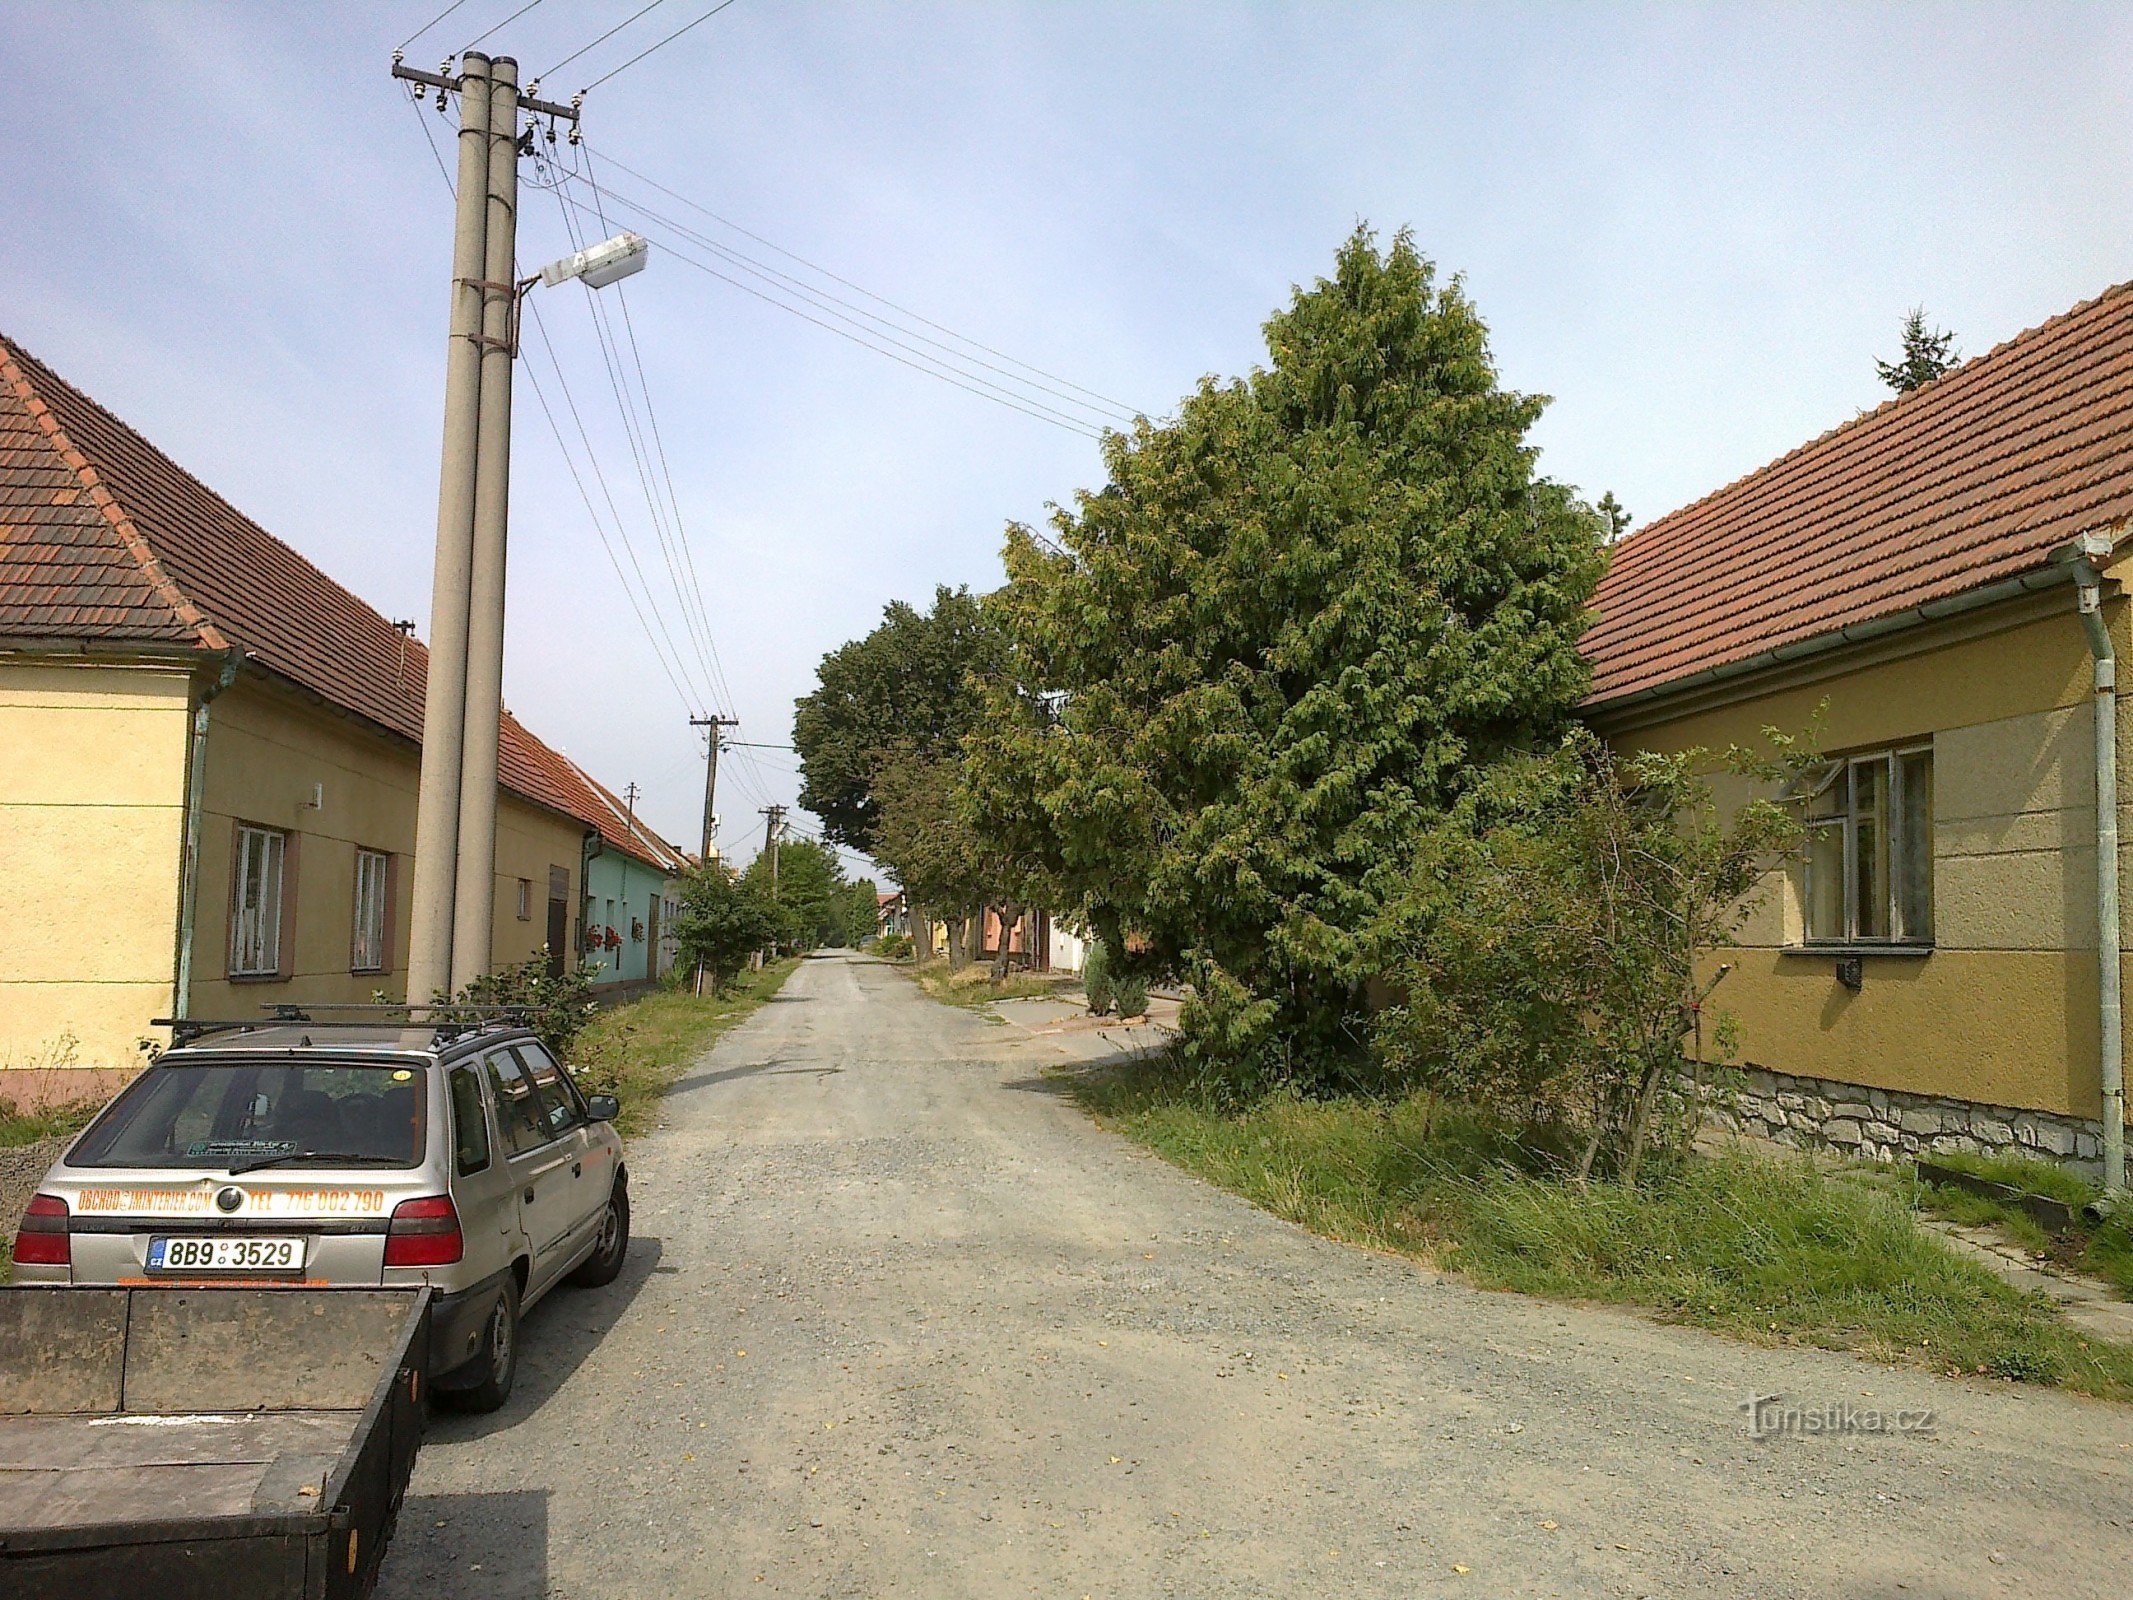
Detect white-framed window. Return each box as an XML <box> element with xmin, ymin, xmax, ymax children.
<box><xmin>1801</xmin><ymin>745</ymin><xmax>1934</xmax><ymax>945</ymax></box>
<box><xmin>516</xmin><ymin>878</ymin><xmax>533</xmax><ymax>921</ymax></box>
<box><xmin>231</xmin><ymin>824</ymin><xmax>288</xmax><ymax>977</ymax></box>
<box><xmin>352</xmin><ymin>848</ymin><xmax>391</xmax><ymax>973</ymax></box>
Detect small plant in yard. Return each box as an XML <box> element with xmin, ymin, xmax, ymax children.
<box><xmin>1374</xmin><ymin>726</ymin><xmax>1802</xmax><ymax>1183</ymax></box>
<box><xmin>875</xmin><ymin>931</ymin><xmax>912</xmax><ymax>961</ymax></box>
<box><xmin>1111</xmin><ymin>971</ymin><xmax>1149</xmax><ymax>1020</ymax></box>
<box><xmin>1082</xmin><ymin>938</ymin><xmax>1114</xmax><ymax>1016</ymax></box>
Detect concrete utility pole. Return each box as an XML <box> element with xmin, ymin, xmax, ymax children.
<box><xmin>404</xmin><ymin>53</ymin><xmax>494</xmax><ymax>1006</ymax></box>
<box><xmin>621</xmin><ymin>782</ymin><xmax>640</xmax><ymax>846</ymax></box>
<box><xmin>690</xmin><ymin>714</ymin><xmax>739</xmax><ymax>863</ymax></box>
<box><xmin>450</xmin><ymin>53</ymin><xmax>521</xmax><ymax>994</ymax></box>
<box><xmin>390</xmin><ymin>51</ymin><xmax>598</xmax><ymax>1003</ymax></box>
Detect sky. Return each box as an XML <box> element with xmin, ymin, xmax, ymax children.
<box><xmin>5</xmin><ymin>2</ymin><xmax>2131</xmax><ymax>875</ymax></box>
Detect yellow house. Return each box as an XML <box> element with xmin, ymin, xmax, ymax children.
<box><xmin>1585</xmin><ymin>283</ymin><xmax>2133</xmax><ymax>1183</ymax></box>
<box><xmin>0</xmin><ymin>334</ymin><xmax>641</xmax><ymax>1107</ymax></box>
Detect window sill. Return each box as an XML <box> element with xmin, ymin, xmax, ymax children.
<box><xmin>228</xmin><ymin>971</ymin><xmax>292</xmax><ymax>983</ymax></box>
<box><xmin>1781</xmin><ymin>943</ymin><xmax>1934</xmax><ymax>959</ymax></box>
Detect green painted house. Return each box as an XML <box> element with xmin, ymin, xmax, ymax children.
<box><xmin>563</xmin><ymin>757</ymin><xmax>690</xmax><ymax>992</ymax></box>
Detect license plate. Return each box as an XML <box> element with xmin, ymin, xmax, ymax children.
<box><xmin>147</xmin><ymin>1236</ymin><xmax>306</xmax><ymax>1273</ymax></box>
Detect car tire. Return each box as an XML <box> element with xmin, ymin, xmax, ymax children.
<box><xmin>569</xmin><ymin>1174</ymin><xmax>630</xmax><ymax>1288</ymax></box>
<box><xmin>442</xmin><ymin>1276</ymin><xmax>519</xmax><ymax>1414</ymax></box>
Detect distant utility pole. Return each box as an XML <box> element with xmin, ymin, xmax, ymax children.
<box><xmin>761</xmin><ymin>805</ymin><xmax>787</xmax><ymax>897</ymax></box>
<box><xmin>390</xmin><ymin>49</ymin><xmax>624</xmax><ymax>1003</ymax></box>
<box><xmin>621</xmin><ymin>782</ymin><xmax>640</xmax><ymax>845</ymax></box>
<box><xmin>690</xmin><ymin>714</ymin><xmax>739</xmax><ymax>864</ymax></box>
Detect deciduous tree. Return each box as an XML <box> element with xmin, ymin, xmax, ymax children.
<box><xmin>671</xmin><ymin>866</ymin><xmax>780</xmax><ymax>995</ymax></box>
<box><xmin>792</xmin><ymin>586</ymin><xmax>993</xmax><ymax>853</ymax></box>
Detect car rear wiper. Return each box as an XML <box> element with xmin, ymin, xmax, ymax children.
<box><xmin>224</xmin><ymin>1150</ymin><xmax>403</xmax><ymax>1175</ymax></box>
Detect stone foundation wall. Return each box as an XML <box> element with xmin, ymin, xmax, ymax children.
<box><xmin>1710</xmin><ymin>1066</ymin><xmax>2107</xmax><ymax>1180</ymax></box>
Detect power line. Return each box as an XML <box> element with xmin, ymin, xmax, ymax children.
<box><xmin>397</xmin><ymin>0</ymin><xmax>476</xmax><ymax>51</ymax></box>
<box><xmin>463</xmin><ymin>0</ymin><xmax>552</xmax><ymax>52</ymax></box>
<box><xmin>542</xmin><ymin>162</ymin><xmax>735</xmax><ymax>717</ymax></box>
<box><xmin>582</xmin><ymin>143</ymin><xmax>749</xmax><ymax>723</ymax></box>
<box><xmin>565</xmin><ymin>169</ymin><xmax>1132</xmax><ymax>427</ymax></box>
<box><xmin>539</xmin><ymin>0</ymin><xmax>675</xmax><ymax>79</ymax></box>
<box><xmin>584</xmin><ymin>144</ymin><xmax>1142</xmax><ymax>417</ymax></box>
<box><xmin>582</xmin><ymin>0</ymin><xmax>742</xmax><ymax>91</ymax></box>
<box><xmin>523</xmin><ymin>294</ymin><xmax>717</xmax><ymax>715</ymax></box>
<box><xmin>520</xmin><ymin>350</ymin><xmax>704</xmax><ymax>718</ymax></box>
<box><xmin>612</xmin><ymin>213</ymin><xmax>1107</xmax><ymax>439</ymax></box>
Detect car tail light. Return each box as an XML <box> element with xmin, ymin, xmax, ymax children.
<box><xmin>384</xmin><ymin>1196</ymin><xmax>463</xmax><ymax>1268</ymax></box>
<box><xmin>12</xmin><ymin>1193</ymin><xmax>70</xmax><ymax>1267</ymax></box>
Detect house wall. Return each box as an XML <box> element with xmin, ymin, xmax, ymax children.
<box><xmin>582</xmin><ymin>846</ymin><xmax>671</xmax><ymax>986</ymax></box>
<box><xmin>0</xmin><ymin>660</ymin><xmax>192</xmax><ymax>1102</ymax></box>
<box><xmin>1594</xmin><ymin>585</ymin><xmax>2133</xmax><ymax>1160</ymax></box>
<box><xmin>187</xmin><ymin>678</ymin><xmax>586</xmax><ymax>1015</ymax></box>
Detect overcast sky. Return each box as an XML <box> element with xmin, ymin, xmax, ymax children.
<box><xmin>6</xmin><ymin>2</ymin><xmax>2131</xmax><ymax>873</ymax></box>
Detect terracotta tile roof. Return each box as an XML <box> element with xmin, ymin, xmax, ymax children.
<box><xmin>0</xmin><ymin>331</ymin><xmax>622</xmax><ymax>836</ymax></box>
<box><xmin>1584</xmin><ymin>282</ymin><xmax>2133</xmax><ymax>707</ymax></box>
<box><xmin>560</xmin><ymin>755</ymin><xmax>691</xmax><ymax>874</ymax></box>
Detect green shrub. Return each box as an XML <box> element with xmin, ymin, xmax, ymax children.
<box><xmin>453</xmin><ymin>951</ymin><xmax>600</xmax><ymax>1058</ymax></box>
<box><xmin>1112</xmin><ymin>972</ymin><xmax>1149</xmax><ymax>1018</ymax></box>
<box><xmin>876</xmin><ymin>931</ymin><xmax>912</xmax><ymax>960</ymax></box>
<box><xmin>1082</xmin><ymin>939</ymin><xmax>1113</xmax><ymax>1015</ymax></box>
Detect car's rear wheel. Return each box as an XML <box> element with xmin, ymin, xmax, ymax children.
<box><xmin>441</xmin><ymin>1276</ymin><xmax>519</xmax><ymax>1413</ymax></box>
<box><xmin>569</xmin><ymin>1174</ymin><xmax>630</xmax><ymax>1288</ymax></box>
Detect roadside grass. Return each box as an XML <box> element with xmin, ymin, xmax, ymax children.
<box><xmin>909</xmin><ymin>959</ymin><xmax>1078</xmax><ymax>1008</ymax></box>
<box><xmin>1072</xmin><ymin>1056</ymin><xmax>2133</xmax><ymax>1401</ymax></box>
<box><xmin>1908</xmin><ymin>1150</ymin><xmax>2133</xmax><ymax>1300</ymax></box>
<box><xmin>0</xmin><ymin>1098</ymin><xmax>100</xmax><ymax>1150</ymax></box>
<box><xmin>568</xmin><ymin>958</ymin><xmax>800</xmax><ymax>1138</ymax></box>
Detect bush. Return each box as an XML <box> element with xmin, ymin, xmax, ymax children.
<box><xmin>1112</xmin><ymin>972</ymin><xmax>1149</xmax><ymax>1018</ymax></box>
<box><xmin>673</xmin><ymin>865</ymin><xmax>781</xmax><ymax>994</ymax></box>
<box><xmin>876</xmin><ymin>931</ymin><xmax>912</xmax><ymax>960</ymax></box>
<box><xmin>453</xmin><ymin>951</ymin><xmax>600</xmax><ymax>1059</ymax></box>
<box><xmin>1082</xmin><ymin>938</ymin><xmax>1114</xmax><ymax>1015</ymax></box>
<box><xmin>1374</xmin><ymin>727</ymin><xmax>1801</xmax><ymax>1183</ymax></box>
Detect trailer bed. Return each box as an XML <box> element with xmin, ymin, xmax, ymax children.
<box><xmin>0</xmin><ymin>1286</ymin><xmax>429</xmax><ymax>1599</ymax></box>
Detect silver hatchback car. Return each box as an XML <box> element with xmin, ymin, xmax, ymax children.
<box><xmin>8</xmin><ymin>1015</ymin><xmax>630</xmax><ymax>1412</ymax></box>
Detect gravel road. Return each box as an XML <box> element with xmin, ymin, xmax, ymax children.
<box><xmin>376</xmin><ymin>952</ymin><xmax>2133</xmax><ymax>1599</ymax></box>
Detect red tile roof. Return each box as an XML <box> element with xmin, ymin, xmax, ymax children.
<box><xmin>0</xmin><ymin>331</ymin><xmax>662</xmax><ymax>857</ymax></box>
<box><xmin>562</xmin><ymin>756</ymin><xmax>692</xmax><ymax>874</ymax></box>
<box><xmin>1584</xmin><ymin>282</ymin><xmax>2133</xmax><ymax>707</ymax></box>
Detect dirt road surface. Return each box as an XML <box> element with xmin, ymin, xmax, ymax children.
<box><xmin>376</xmin><ymin>952</ymin><xmax>2133</xmax><ymax>1599</ymax></box>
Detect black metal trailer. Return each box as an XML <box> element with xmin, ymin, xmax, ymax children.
<box><xmin>0</xmin><ymin>1285</ymin><xmax>429</xmax><ymax>1599</ymax></box>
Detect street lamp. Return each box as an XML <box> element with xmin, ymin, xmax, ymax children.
<box><xmin>535</xmin><ymin>230</ymin><xmax>650</xmax><ymax>291</ymax></box>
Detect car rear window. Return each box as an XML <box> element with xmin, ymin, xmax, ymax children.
<box><xmin>70</xmin><ymin>1059</ymin><xmax>428</xmax><ymax>1171</ymax></box>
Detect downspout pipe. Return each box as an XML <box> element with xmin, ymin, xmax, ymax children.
<box><xmin>174</xmin><ymin>647</ymin><xmax>244</xmax><ymax>1020</ymax></box>
<box><xmin>2071</xmin><ymin>531</ymin><xmax>2126</xmax><ymax>1198</ymax></box>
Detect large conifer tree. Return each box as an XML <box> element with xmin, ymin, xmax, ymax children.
<box><xmin>966</xmin><ymin>228</ymin><xmax>1608</xmax><ymax>1079</ymax></box>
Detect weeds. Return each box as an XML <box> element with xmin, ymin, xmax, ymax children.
<box><xmin>1910</xmin><ymin>1149</ymin><xmax>2133</xmax><ymax>1300</ymax></box>
<box><xmin>0</xmin><ymin>1097</ymin><xmax>101</xmax><ymax>1150</ymax></box>
<box><xmin>1072</xmin><ymin>1057</ymin><xmax>2133</xmax><ymax>1401</ymax></box>
<box><xmin>908</xmin><ymin>960</ymin><xmax>1075</xmax><ymax>1008</ymax></box>
<box><xmin>566</xmin><ymin>960</ymin><xmax>799</xmax><ymax>1138</ymax></box>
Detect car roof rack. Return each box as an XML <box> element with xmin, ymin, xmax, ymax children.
<box><xmin>151</xmin><ymin>1004</ymin><xmax>535</xmax><ymax>1049</ymax></box>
